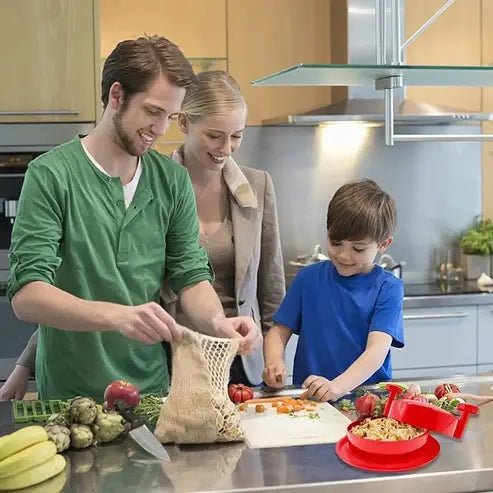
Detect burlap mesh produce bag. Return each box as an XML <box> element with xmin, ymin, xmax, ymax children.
<box><xmin>155</xmin><ymin>326</ymin><xmax>245</xmax><ymax>444</ymax></box>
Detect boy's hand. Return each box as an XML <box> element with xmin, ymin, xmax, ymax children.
<box><xmin>262</xmin><ymin>361</ymin><xmax>287</xmax><ymax>388</ymax></box>
<box><xmin>300</xmin><ymin>375</ymin><xmax>346</xmax><ymax>402</ymax></box>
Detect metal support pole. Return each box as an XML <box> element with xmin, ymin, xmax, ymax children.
<box><xmin>375</xmin><ymin>0</ymin><xmax>382</xmax><ymax>64</ymax></box>
<box><xmin>376</xmin><ymin>75</ymin><xmax>403</xmax><ymax>146</ymax></box>
<box><xmin>392</xmin><ymin>0</ymin><xmax>403</xmax><ymax>65</ymax></box>
<box><xmin>384</xmin><ymin>88</ymin><xmax>394</xmax><ymax>146</ymax></box>
<box><xmin>380</xmin><ymin>0</ymin><xmax>387</xmax><ymax>64</ymax></box>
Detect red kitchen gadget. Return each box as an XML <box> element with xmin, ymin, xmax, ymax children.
<box><xmin>335</xmin><ymin>383</ymin><xmax>479</xmax><ymax>472</ymax></box>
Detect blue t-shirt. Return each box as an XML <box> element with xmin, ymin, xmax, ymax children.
<box><xmin>274</xmin><ymin>261</ymin><xmax>404</xmax><ymax>386</ymax></box>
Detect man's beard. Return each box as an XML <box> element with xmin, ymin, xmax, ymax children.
<box><xmin>113</xmin><ymin>109</ymin><xmax>142</xmax><ymax>157</ymax></box>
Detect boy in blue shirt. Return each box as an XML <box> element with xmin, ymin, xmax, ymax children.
<box><xmin>263</xmin><ymin>179</ymin><xmax>404</xmax><ymax>402</ymax></box>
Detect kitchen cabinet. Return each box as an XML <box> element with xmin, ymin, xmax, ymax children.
<box><xmin>391</xmin><ymin>306</ymin><xmax>477</xmax><ymax>370</ymax></box>
<box><xmin>477</xmin><ymin>305</ymin><xmax>493</xmax><ymax>365</ymax></box>
<box><xmin>393</xmin><ymin>366</ymin><xmax>478</xmax><ymax>380</ymax></box>
<box><xmin>0</xmin><ymin>0</ymin><xmax>99</xmax><ymax>123</ymax></box>
<box><xmin>482</xmin><ymin>1</ymin><xmax>493</xmax><ymax>220</ymax></box>
<box><xmin>100</xmin><ymin>0</ymin><xmax>227</xmax><ymax>60</ymax></box>
<box><xmin>404</xmin><ymin>0</ymin><xmax>482</xmax><ymax>112</ymax></box>
<box><xmin>226</xmin><ymin>0</ymin><xmax>334</xmax><ymax>126</ymax></box>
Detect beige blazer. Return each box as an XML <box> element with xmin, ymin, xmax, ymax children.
<box><xmin>163</xmin><ymin>152</ymin><xmax>286</xmax><ymax>384</ymax></box>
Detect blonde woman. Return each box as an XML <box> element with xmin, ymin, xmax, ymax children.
<box><xmin>0</xmin><ymin>71</ymin><xmax>285</xmax><ymax>399</ymax></box>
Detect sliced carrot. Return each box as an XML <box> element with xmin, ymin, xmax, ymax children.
<box><xmin>277</xmin><ymin>406</ymin><xmax>291</xmax><ymax>414</ymax></box>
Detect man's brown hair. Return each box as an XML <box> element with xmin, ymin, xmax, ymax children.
<box><xmin>326</xmin><ymin>179</ymin><xmax>397</xmax><ymax>243</ymax></box>
<box><xmin>101</xmin><ymin>35</ymin><xmax>196</xmax><ymax>109</ymax></box>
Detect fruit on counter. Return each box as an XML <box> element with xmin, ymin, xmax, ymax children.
<box><xmin>228</xmin><ymin>383</ymin><xmax>254</xmax><ymax>403</ymax></box>
<box><xmin>354</xmin><ymin>393</ymin><xmax>381</xmax><ymax>417</ymax></box>
<box><xmin>0</xmin><ymin>453</ymin><xmax>66</xmax><ymax>491</ymax></box>
<box><xmin>0</xmin><ymin>440</ymin><xmax>56</xmax><ymax>480</ymax></box>
<box><xmin>91</xmin><ymin>411</ymin><xmax>126</xmax><ymax>443</ymax></box>
<box><xmin>68</xmin><ymin>396</ymin><xmax>98</xmax><ymax>425</ymax></box>
<box><xmin>69</xmin><ymin>424</ymin><xmax>94</xmax><ymax>449</ymax></box>
<box><xmin>11</xmin><ymin>466</ymin><xmax>67</xmax><ymax>493</ymax></box>
<box><xmin>44</xmin><ymin>424</ymin><xmax>71</xmax><ymax>453</ymax></box>
<box><xmin>104</xmin><ymin>380</ymin><xmax>140</xmax><ymax>409</ymax></box>
<box><xmin>434</xmin><ymin>383</ymin><xmax>461</xmax><ymax>399</ymax></box>
<box><xmin>0</xmin><ymin>426</ymin><xmax>48</xmax><ymax>462</ymax></box>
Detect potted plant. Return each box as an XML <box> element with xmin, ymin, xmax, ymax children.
<box><xmin>459</xmin><ymin>219</ymin><xmax>493</xmax><ymax>279</ymax></box>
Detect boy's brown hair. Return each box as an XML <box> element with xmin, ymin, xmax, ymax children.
<box><xmin>101</xmin><ymin>35</ymin><xmax>196</xmax><ymax>109</ymax></box>
<box><xmin>326</xmin><ymin>179</ymin><xmax>397</xmax><ymax>243</ymax></box>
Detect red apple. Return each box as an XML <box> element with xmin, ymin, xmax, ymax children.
<box><xmin>104</xmin><ymin>380</ymin><xmax>140</xmax><ymax>409</ymax></box>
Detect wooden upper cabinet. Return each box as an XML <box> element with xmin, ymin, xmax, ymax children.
<box><xmin>100</xmin><ymin>0</ymin><xmax>227</xmax><ymax>59</ymax></box>
<box><xmin>0</xmin><ymin>0</ymin><xmax>98</xmax><ymax>123</ymax></box>
<box><xmin>227</xmin><ymin>0</ymin><xmax>333</xmax><ymax>126</ymax></box>
<box><xmin>404</xmin><ymin>0</ymin><xmax>482</xmax><ymax>112</ymax></box>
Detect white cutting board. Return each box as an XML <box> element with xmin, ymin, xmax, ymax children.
<box><xmin>239</xmin><ymin>402</ymin><xmax>351</xmax><ymax>449</ymax></box>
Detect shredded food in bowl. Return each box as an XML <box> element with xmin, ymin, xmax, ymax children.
<box><xmin>351</xmin><ymin>417</ymin><xmax>425</xmax><ymax>441</ymax></box>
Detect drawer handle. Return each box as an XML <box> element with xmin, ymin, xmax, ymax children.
<box><xmin>0</xmin><ymin>110</ymin><xmax>79</xmax><ymax>116</ymax></box>
<box><xmin>404</xmin><ymin>312</ymin><xmax>468</xmax><ymax>320</ymax></box>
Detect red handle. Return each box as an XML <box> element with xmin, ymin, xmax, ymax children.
<box><xmin>383</xmin><ymin>384</ymin><xmax>405</xmax><ymax>417</ymax></box>
<box><xmin>453</xmin><ymin>402</ymin><xmax>479</xmax><ymax>439</ymax></box>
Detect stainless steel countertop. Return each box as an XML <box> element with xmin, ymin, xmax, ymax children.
<box><xmin>54</xmin><ymin>374</ymin><xmax>493</xmax><ymax>493</ymax></box>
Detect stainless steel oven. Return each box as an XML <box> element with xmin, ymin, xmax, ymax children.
<box><xmin>0</xmin><ymin>122</ymin><xmax>94</xmax><ymax>381</ymax></box>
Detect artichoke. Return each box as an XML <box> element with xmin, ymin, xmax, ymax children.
<box><xmin>91</xmin><ymin>412</ymin><xmax>126</xmax><ymax>443</ymax></box>
<box><xmin>69</xmin><ymin>396</ymin><xmax>98</xmax><ymax>425</ymax></box>
<box><xmin>44</xmin><ymin>423</ymin><xmax>71</xmax><ymax>452</ymax></box>
<box><xmin>47</xmin><ymin>409</ymin><xmax>71</xmax><ymax>427</ymax></box>
<box><xmin>70</xmin><ymin>423</ymin><xmax>94</xmax><ymax>449</ymax></box>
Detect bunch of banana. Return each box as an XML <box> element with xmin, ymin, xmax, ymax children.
<box><xmin>0</xmin><ymin>426</ymin><xmax>66</xmax><ymax>491</ymax></box>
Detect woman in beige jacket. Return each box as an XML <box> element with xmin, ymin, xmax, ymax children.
<box><xmin>0</xmin><ymin>70</ymin><xmax>285</xmax><ymax>399</ymax></box>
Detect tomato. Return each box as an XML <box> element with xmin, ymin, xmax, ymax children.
<box><xmin>104</xmin><ymin>380</ymin><xmax>141</xmax><ymax>409</ymax></box>
<box><xmin>228</xmin><ymin>383</ymin><xmax>254</xmax><ymax>403</ymax></box>
<box><xmin>354</xmin><ymin>393</ymin><xmax>380</xmax><ymax>417</ymax></box>
<box><xmin>434</xmin><ymin>383</ymin><xmax>461</xmax><ymax>399</ymax></box>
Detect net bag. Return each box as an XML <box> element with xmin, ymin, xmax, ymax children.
<box><xmin>155</xmin><ymin>326</ymin><xmax>245</xmax><ymax>444</ymax></box>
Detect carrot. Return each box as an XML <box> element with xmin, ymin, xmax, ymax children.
<box><xmin>277</xmin><ymin>406</ymin><xmax>291</xmax><ymax>414</ymax></box>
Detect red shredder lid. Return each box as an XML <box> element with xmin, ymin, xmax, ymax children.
<box><xmin>383</xmin><ymin>384</ymin><xmax>479</xmax><ymax>439</ymax></box>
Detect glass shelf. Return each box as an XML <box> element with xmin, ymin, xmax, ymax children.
<box><xmin>252</xmin><ymin>63</ymin><xmax>493</xmax><ymax>87</ymax></box>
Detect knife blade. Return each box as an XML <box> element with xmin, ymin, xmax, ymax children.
<box><xmin>253</xmin><ymin>385</ymin><xmax>305</xmax><ymax>399</ymax></box>
<box><xmin>114</xmin><ymin>400</ymin><xmax>170</xmax><ymax>462</ymax></box>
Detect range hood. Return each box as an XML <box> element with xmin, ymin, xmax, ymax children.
<box><xmin>260</xmin><ymin>0</ymin><xmax>493</xmax><ymax>126</ymax></box>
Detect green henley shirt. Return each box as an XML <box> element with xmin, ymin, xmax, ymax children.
<box><xmin>8</xmin><ymin>137</ymin><xmax>211</xmax><ymax>400</ymax></box>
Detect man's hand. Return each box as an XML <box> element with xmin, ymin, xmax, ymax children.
<box><xmin>213</xmin><ymin>316</ymin><xmax>262</xmax><ymax>354</ymax></box>
<box><xmin>300</xmin><ymin>375</ymin><xmax>346</xmax><ymax>402</ymax></box>
<box><xmin>0</xmin><ymin>365</ymin><xmax>30</xmax><ymax>401</ymax></box>
<box><xmin>262</xmin><ymin>360</ymin><xmax>287</xmax><ymax>388</ymax></box>
<box><xmin>113</xmin><ymin>302</ymin><xmax>183</xmax><ymax>344</ymax></box>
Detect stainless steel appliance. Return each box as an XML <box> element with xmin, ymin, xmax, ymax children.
<box><xmin>0</xmin><ymin>122</ymin><xmax>94</xmax><ymax>381</ymax></box>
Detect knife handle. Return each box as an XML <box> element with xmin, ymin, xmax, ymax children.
<box><xmin>114</xmin><ymin>400</ymin><xmax>147</xmax><ymax>429</ymax></box>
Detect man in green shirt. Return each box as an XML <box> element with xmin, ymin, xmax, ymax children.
<box><xmin>7</xmin><ymin>36</ymin><xmax>261</xmax><ymax>400</ymax></box>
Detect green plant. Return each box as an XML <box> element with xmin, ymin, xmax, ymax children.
<box><xmin>460</xmin><ymin>219</ymin><xmax>493</xmax><ymax>256</ymax></box>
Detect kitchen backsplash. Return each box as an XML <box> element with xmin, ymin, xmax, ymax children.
<box><xmin>234</xmin><ymin>124</ymin><xmax>481</xmax><ymax>283</ymax></box>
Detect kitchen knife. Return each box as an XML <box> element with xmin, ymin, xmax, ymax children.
<box><xmin>114</xmin><ymin>400</ymin><xmax>170</xmax><ymax>462</ymax></box>
<box><xmin>253</xmin><ymin>385</ymin><xmax>305</xmax><ymax>399</ymax></box>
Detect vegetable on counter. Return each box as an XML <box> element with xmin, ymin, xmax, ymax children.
<box><xmin>104</xmin><ymin>380</ymin><xmax>141</xmax><ymax>409</ymax></box>
<box><xmin>134</xmin><ymin>394</ymin><xmax>165</xmax><ymax>425</ymax></box>
<box><xmin>434</xmin><ymin>383</ymin><xmax>461</xmax><ymax>399</ymax></box>
<box><xmin>228</xmin><ymin>383</ymin><xmax>254</xmax><ymax>404</ymax></box>
<box><xmin>354</xmin><ymin>393</ymin><xmax>381</xmax><ymax>417</ymax></box>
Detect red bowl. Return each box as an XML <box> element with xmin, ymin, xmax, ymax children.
<box><xmin>347</xmin><ymin>418</ymin><xmax>429</xmax><ymax>455</ymax></box>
